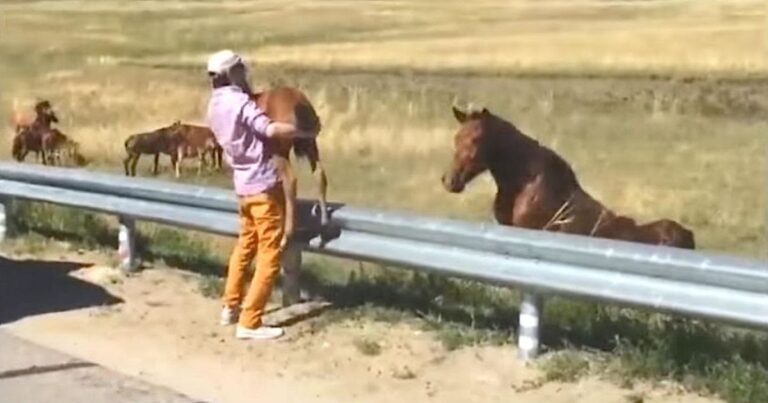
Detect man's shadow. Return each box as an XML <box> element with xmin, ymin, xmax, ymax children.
<box><xmin>0</xmin><ymin>256</ymin><xmax>123</xmax><ymax>325</ymax></box>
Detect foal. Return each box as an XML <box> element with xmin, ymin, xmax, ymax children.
<box><xmin>441</xmin><ymin>106</ymin><xmax>695</xmax><ymax>249</ymax></box>
<box><xmin>251</xmin><ymin>86</ymin><xmax>329</xmax><ymax>247</ymax></box>
<box><xmin>175</xmin><ymin>123</ymin><xmax>223</xmax><ymax>175</ymax></box>
<box><xmin>41</xmin><ymin>128</ymin><xmax>84</xmax><ymax>166</ymax></box>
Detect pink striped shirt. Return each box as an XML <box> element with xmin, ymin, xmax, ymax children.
<box><xmin>206</xmin><ymin>86</ymin><xmax>277</xmax><ymax>196</ymax></box>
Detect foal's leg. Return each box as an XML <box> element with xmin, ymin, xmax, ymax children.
<box><xmin>216</xmin><ymin>146</ymin><xmax>223</xmax><ymax>170</ymax></box>
<box><xmin>306</xmin><ymin>144</ymin><xmax>329</xmax><ymax>227</ymax></box>
<box><xmin>152</xmin><ymin>153</ymin><xmax>160</xmax><ymax>175</ymax></box>
<box><xmin>197</xmin><ymin>150</ymin><xmax>207</xmax><ymax>176</ymax></box>
<box><xmin>172</xmin><ymin>150</ymin><xmax>181</xmax><ymax>179</ymax></box>
<box><xmin>123</xmin><ymin>153</ymin><xmax>132</xmax><ymax>176</ymax></box>
<box><xmin>273</xmin><ymin>156</ymin><xmax>296</xmax><ymax>250</ymax></box>
<box><xmin>130</xmin><ymin>155</ymin><xmax>140</xmax><ymax>176</ymax></box>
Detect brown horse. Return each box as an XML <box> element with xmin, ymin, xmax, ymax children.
<box><xmin>441</xmin><ymin>106</ymin><xmax>694</xmax><ymax>249</ymax></box>
<box><xmin>12</xmin><ymin>100</ymin><xmax>60</xmax><ymax>164</ymax></box>
<box><xmin>123</xmin><ymin>122</ymin><xmax>186</xmax><ymax>177</ymax></box>
<box><xmin>41</xmin><ymin>128</ymin><xmax>85</xmax><ymax>166</ymax></box>
<box><xmin>250</xmin><ymin>86</ymin><xmax>329</xmax><ymax>247</ymax></box>
<box><xmin>175</xmin><ymin>123</ymin><xmax>223</xmax><ymax>175</ymax></box>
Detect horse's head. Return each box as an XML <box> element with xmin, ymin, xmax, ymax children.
<box><xmin>442</xmin><ymin>105</ymin><xmax>492</xmax><ymax>193</ymax></box>
<box><xmin>34</xmin><ymin>100</ymin><xmax>58</xmax><ymax>124</ymax></box>
<box><xmin>158</xmin><ymin>120</ymin><xmax>183</xmax><ymax>137</ymax></box>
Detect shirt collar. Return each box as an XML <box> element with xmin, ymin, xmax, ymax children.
<box><xmin>213</xmin><ymin>85</ymin><xmax>246</xmax><ymax>95</ymax></box>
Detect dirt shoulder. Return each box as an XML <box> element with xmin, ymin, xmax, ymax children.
<box><xmin>0</xmin><ymin>247</ymin><xmax>723</xmax><ymax>403</ymax></box>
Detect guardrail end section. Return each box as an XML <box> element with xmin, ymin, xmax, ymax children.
<box><xmin>118</xmin><ymin>216</ymin><xmax>138</xmax><ymax>273</ymax></box>
<box><xmin>280</xmin><ymin>241</ymin><xmax>303</xmax><ymax>307</ymax></box>
<box><xmin>0</xmin><ymin>196</ymin><xmax>9</xmax><ymax>243</ymax></box>
<box><xmin>518</xmin><ymin>292</ymin><xmax>543</xmax><ymax>362</ymax></box>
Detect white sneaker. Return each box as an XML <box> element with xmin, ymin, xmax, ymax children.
<box><xmin>219</xmin><ymin>306</ymin><xmax>240</xmax><ymax>326</ymax></box>
<box><xmin>235</xmin><ymin>325</ymin><xmax>284</xmax><ymax>340</ymax></box>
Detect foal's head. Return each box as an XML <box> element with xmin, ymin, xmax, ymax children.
<box><xmin>442</xmin><ymin>105</ymin><xmax>493</xmax><ymax>193</ymax></box>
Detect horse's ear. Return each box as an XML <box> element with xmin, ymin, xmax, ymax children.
<box><xmin>452</xmin><ymin>106</ymin><xmax>468</xmax><ymax>123</ymax></box>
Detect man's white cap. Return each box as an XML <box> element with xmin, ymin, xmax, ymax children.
<box><xmin>207</xmin><ymin>49</ymin><xmax>243</xmax><ymax>75</ymax></box>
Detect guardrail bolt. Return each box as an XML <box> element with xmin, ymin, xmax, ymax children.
<box><xmin>280</xmin><ymin>241</ymin><xmax>303</xmax><ymax>307</ymax></box>
<box><xmin>518</xmin><ymin>292</ymin><xmax>543</xmax><ymax>361</ymax></box>
<box><xmin>118</xmin><ymin>216</ymin><xmax>138</xmax><ymax>272</ymax></box>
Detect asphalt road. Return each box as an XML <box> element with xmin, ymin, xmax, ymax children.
<box><xmin>0</xmin><ymin>330</ymin><xmax>203</xmax><ymax>403</ymax></box>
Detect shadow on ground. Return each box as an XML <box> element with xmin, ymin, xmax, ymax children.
<box><xmin>0</xmin><ymin>256</ymin><xmax>123</xmax><ymax>325</ymax></box>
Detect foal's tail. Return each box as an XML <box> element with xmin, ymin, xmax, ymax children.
<box><xmin>293</xmin><ymin>100</ymin><xmax>322</xmax><ymax>160</ymax></box>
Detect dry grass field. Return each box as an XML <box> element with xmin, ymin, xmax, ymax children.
<box><xmin>1</xmin><ymin>0</ymin><xmax>766</xmax><ymax>258</ymax></box>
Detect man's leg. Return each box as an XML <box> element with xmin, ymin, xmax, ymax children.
<box><xmin>221</xmin><ymin>197</ymin><xmax>259</xmax><ymax>322</ymax></box>
<box><xmin>237</xmin><ymin>187</ymin><xmax>285</xmax><ymax>337</ymax></box>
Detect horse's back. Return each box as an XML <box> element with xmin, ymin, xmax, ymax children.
<box><xmin>641</xmin><ymin>219</ymin><xmax>695</xmax><ymax>249</ymax></box>
<box><xmin>179</xmin><ymin>124</ymin><xmax>216</xmax><ymax>147</ymax></box>
<box><xmin>254</xmin><ymin>86</ymin><xmax>321</xmax><ymax>135</ymax></box>
<box><xmin>253</xmin><ymin>86</ymin><xmax>321</xmax><ymax>159</ymax></box>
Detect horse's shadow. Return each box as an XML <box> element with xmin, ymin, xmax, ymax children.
<box><xmin>0</xmin><ymin>256</ymin><xmax>123</xmax><ymax>325</ymax></box>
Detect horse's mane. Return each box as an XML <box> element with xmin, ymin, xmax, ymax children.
<box><xmin>484</xmin><ymin>111</ymin><xmax>540</xmax><ymax>149</ymax></box>
<box><xmin>484</xmin><ymin>110</ymin><xmax>580</xmax><ymax>188</ymax></box>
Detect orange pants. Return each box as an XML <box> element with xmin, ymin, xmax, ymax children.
<box><xmin>223</xmin><ymin>185</ymin><xmax>285</xmax><ymax>329</ymax></box>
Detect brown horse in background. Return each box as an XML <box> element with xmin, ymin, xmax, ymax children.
<box><xmin>441</xmin><ymin>106</ymin><xmax>694</xmax><ymax>249</ymax></box>
<box><xmin>123</xmin><ymin>122</ymin><xmax>186</xmax><ymax>177</ymax></box>
<box><xmin>41</xmin><ymin>128</ymin><xmax>85</xmax><ymax>166</ymax></box>
<box><xmin>251</xmin><ymin>86</ymin><xmax>329</xmax><ymax>248</ymax></box>
<box><xmin>12</xmin><ymin>100</ymin><xmax>60</xmax><ymax>164</ymax></box>
<box><xmin>175</xmin><ymin>123</ymin><xmax>223</xmax><ymax>175</ymax></box>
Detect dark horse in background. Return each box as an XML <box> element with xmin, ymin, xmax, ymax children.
<box><xmin>442</xmin><ymin>106</ymin><xmax>695</xmax><ymax>249</ymax></box>
<box><xmin>12</xmin><ymin>100</ymin><xmax>59</xmax><ymax>163</ymax></box>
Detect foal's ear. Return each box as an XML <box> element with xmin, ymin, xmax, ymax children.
<box><xmin>452</xmin><ymin>106</ymin><xmax>468</xmax><ymax>123</ymax></box>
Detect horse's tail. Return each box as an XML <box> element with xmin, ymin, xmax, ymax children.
<box><xmin>124</xmin><ymin>134</ymin><xmax>137</xmax><ymax>153</ymax></box>
<box><xmin>11</xmin><ymin>134</ymin><xmax>24</xmax><ymax>161</ymax></box>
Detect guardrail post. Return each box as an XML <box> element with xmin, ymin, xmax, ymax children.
<box><xmin>518</xmin><ymin>292</ymin><xmax>543</xmax><ymax>361</ymax></box>
<box><xmin>0</xmin><ymin>197</ymin><xmax>9</xmax><ymax>243</ymax></box>
<box><xmin>280</xmin><ymin>241</ymin><xmax>302</xmax><ymax>307</ymax></box>
<box><xmin>118</xmin><ymin>216</ymin><xmax>138</xmax><ymax>272</ymax></box>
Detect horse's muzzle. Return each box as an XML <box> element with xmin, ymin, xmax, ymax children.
<box><xmin>441</xmin><ymin>173</ymin><xmax>465</xmax><ymax>193</ymax></box>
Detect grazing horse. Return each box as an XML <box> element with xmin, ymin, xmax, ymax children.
<box><xmin>175</xmin><ymin>123</ymin><xmax>223</xmax><ymax>175</ymax></box>
<box><xmin>441</xmin><ymin>106</ymin><xmax>694</xmax><ymax>249</ymax></box>
<box><xmin>11</xmin><ymin>100</ymin><xmax>60</xmax><ymax>163</ymax></box>
<box><xmin>250</xmin><ymin>86</ymin><xmax>329</xmax><ymax>247</ymax></box>
<box><xmin>41</xmin><ymin>128</ymin><xmax>85</xmax><ymax>166</ymax></box>
<box><xmin>123</xmin><ymin>122</ymin><xmax>185</xmax><ymax>177</ymax></box>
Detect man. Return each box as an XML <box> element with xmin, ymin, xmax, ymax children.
<box><xmin>206</xmin><ymin>49</ymin><xmax>314</xmax><ymax>340</ymax></box>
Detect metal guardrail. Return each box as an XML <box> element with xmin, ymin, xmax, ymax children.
<box><xmin>0</xmin><ymin>162</ymin><xmax>765</xmax><ymax>361</ymax></box>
